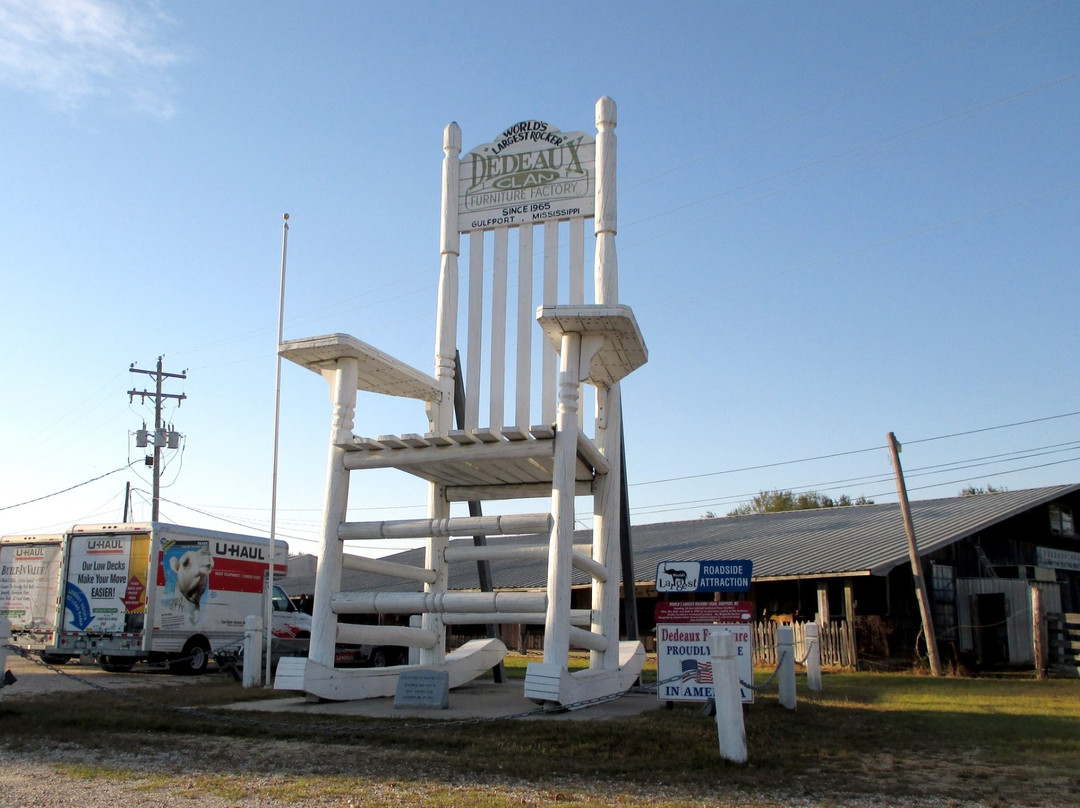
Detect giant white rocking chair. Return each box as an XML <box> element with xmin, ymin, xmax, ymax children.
<box><xmin>276</xmin><ymin>97</ymin><xmax>647</xmax><ymax>706</ymax></box>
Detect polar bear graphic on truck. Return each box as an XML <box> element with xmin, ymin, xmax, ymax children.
<box><xmin>166</xmin><ymin>546</ymin><xmax>213</xmax><ymax>625</ymax></box>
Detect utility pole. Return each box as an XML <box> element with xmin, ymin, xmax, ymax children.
<box><xmin>129</xmin><ymin>357</ymin><xmax>187</xmax><ymax>521</ymax></box>
<box><xmin>887</xmin><ymin>432</ymin><xmax>943</xmax><ymax>676</ymax></box>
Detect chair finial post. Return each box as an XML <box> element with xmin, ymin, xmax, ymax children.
<box><xmin>594</xmin><ymin>97</ymin><xmax>618</xmax><ymax>305</ymax></box>
<box><xmin>435</xmin><ymin>122</ymin><xmax>462</xmax><ymax>435</ymax></box>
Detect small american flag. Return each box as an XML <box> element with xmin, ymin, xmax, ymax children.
<box><xmin>680</xmin><ymin>659</ymin><xmax>714</xmax><ymax>684</ymax></box>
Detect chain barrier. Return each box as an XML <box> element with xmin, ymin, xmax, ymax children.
<box><xmin>6</xmin><ymin>634</ymin><xmax>817</xmax><ymax>726</ymax></box>
<box><xmin>3</xmin><ymin>640</ymin><xmax>237</xmax><ymax>678</ymax></box>
<box><xmin>795</xmin><ymin>638</ymin><xmax>817</xmax><ymax>666</ymax></box>
<box><xmin>3</xmin><ymin>643</ymin><xmax>692</xmax><ymax>736</ymax></box>
<box><xmin>738</xmin><ymin>649</ymin><xmax>787</xmax><ymax>693</ymax></box>
<box><xmin>736</xmin><ymin>635</ymin><xmax>818</xmax><ymax>692</ymax></box>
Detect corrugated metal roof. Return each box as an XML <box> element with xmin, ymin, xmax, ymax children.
<box><xmin>278</xmin><ymin>484</ymin><xmax>1080</xmax><ymax>594</ymax></box>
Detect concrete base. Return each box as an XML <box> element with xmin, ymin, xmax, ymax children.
<box><xmin>524</xmin><ymin>641</ymin><xmax>646</xmax><ymax>707</ymax></box>
<box><xmin>273</xmin><ymin>638</ymin><xmax>507</xmax><ymax>702</ymax></box>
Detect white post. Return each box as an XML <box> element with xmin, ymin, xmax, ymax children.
<box><xmin>710</xmin><ymin>631</ymin><xmax>748</xmax><ymax>764</ymax></box>
<box><xmin>266</xmin><ymin>212</ymin><xmax>289</xmax><ymax>688</ymax></box>
<box><xmin>805</xmin><ymin>622</ymin><xmax>822</xmax><ymax>692</ymax></box>
<box><xmin>434</xmin><ymin>122</ymin><xmax>461</xmax><ymax>435</ymax></box>
<box><xmin>0</xmin><ymin>618</ymin><xmax>11</xmax><ymax>703</ymax></box>
<box><xmin>590</xmin><ymin>96</ymin><xmax>622</xmax><ymax>673</ymax></box>
<box><xmin>409</xmin><ymin>615</ymin><xmax>422</xmax><ymax>666</ymax></box>
<box><xmin>543</xmin><ymin>331</ymin><xmax>582</xmax><ymax>671</ymax></box>
<box><xmin>777</xmin><ymin>625</ymin><xmax>797</xmax><ymax>710</ymax></box>
<box><xmin>421</xmin><ymin>484</ymin><xmax>449</xmax><ymax>667</ymax></box>
<box><xmin>243</xmin><ymin>615</ymin><xmax>264</xmax><ymax>688</ymax></box>
<box><xmin>309</xmin><ymin>358</ymin><xmax>359</xmax><ymax>668</ymax></box>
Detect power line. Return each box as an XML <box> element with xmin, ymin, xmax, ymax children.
<box><xmin>632</xmin><ymin>444</ymin><xmax>1080</xmax><ymax>520</ymax></box>
<box><xmin>635</xmin><ymin>444</ymin><xmax>1080</xmax><ymax>518</ymax></box>
<box><xmin>904</xmin><ymin>411</ymin><xmax>1080</xmax><ymax>445</ymax></box>
<box><xmin>628</xmin><ymin>426</ymin><xmax>1080</xmax><ymax>518</ymax></box>
<box><xmin>631</xmin><ymin>444</ymin><xmax>884</xmax><ymax>487</ymax></box>
<box><xmin>631</xmin><ymin>409</ymin><xmax>1080</xmax><ymax>488</ymax></box>
<box><xmin>749</xmin><ymin>441</ymin><xmax>1080</xmax><ymax>500</ymax></box>
<box><xmin>144</xmin><ymin>492</ymin><xmax>418</xmax><ymax>553</ymax></box>
<box><xmin>863</xmin><ymin>456</ymin><xmax>1080</xmax><ymax>501</ymax></box>
<box><xmin>631</xmin><ymin>451</ymin><xmax>1080</xmax><ymax>520</ymax></box>
<box><xmin>0</xmin><ymin>463</ymin><xmax>135</xmax><ymax>512</ymax></box>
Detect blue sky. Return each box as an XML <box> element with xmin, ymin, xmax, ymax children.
<box><xmin>2</xmin><ymin>1</ymin><xmax>1078</xmax><ymax>557</ymax></box>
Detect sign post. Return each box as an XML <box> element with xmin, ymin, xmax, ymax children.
<box><xmin>711</xmin><ymin>632</ymin><xmax>748</xmax><ymax>763</ymax></box>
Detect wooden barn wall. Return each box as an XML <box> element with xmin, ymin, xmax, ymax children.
<box><xmin>956</xmin><ymin>578</ymin><xmax>1061</xmax><ymax>664</ymax></box>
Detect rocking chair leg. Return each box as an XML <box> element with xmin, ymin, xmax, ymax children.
<box><xmin>310</xmin><ymin>357</ymin><xmax>358</xmax><ymax>669</ymax></box>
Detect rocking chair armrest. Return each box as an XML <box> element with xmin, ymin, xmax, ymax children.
<box><xmin>279</xmin><ymin>333</ymin><xmax>441</xmax><ymax>402</ymax></box>
<box><xmin>535</xmin><ymin>304</ymin><xmax>648</xmax><ymax>388</ymax></box>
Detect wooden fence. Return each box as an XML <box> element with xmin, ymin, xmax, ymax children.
<box><xmin>1047</xmin><ymin>612</ymin><xmax>1080</xmax><ymax>677</ymax></box>
<box><xmin>453</xmin><ymin>618</ymin><xmax>858</xmax><ymax>668</ymax></box>
<box><xmin>753</xmin><ymin>619</ymin><xmax>856</xmax><ymax>669</ymax></box>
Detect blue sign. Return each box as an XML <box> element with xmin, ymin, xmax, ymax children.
<box><xmin>655</xmin><ymin>560</ymin><xmax>753</xmax><ymax>593</ymax></box>
<box><xmin>64</xmin><ymin>581</ymin><xmax>95</xmax><ymax>630</ymax></box>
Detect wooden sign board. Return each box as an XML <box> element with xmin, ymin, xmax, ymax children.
<box><xmin>1037</xmin><ymin>546</ymin><xmax>1080</xmax><ymax>572</ymax></box>
<box><xmin>458</xmin><ymin>120</ymin><xmax>595</xmax><ymax>231</ymax></box>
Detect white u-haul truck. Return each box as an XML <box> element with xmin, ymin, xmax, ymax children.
<box><xmin>0</xmin><ymin>533</ymin><xmax>66</xmax><ymax>660</ymax></box>
<box><xmin>1</xmin><ymin>523</ymin><xmax>310</xmax><ymax>674</ymax></box>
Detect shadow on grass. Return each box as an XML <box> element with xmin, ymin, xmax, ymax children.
<box><xmin>2</xmin><ymin>669</ymin><xmax>1078</xmax><ymax>805</ymax></box>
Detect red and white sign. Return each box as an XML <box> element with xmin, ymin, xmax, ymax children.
<box><xmin>655</xmin><ymin>600</ymin><xmax>754</xmax><ymax>624</ymax></box>
<box><xmin>655</xmin><ymin>600</ymin><xmax>754</xmax><ymax>704</ymax></box>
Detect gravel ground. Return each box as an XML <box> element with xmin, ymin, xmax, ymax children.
<box><xmin>2</xmin><ymin>649</ymin><xmax>202</xmax><ymax>699</ymax></box>
<box><xmin>0</xmin><ymin>738</ymin><xmax>996</xmax><ymax>808</ymax></box>
<box><xmin>2</xmin><ymin>651</ymin><xmax>1074</xmax><ymax>808</ymax></box>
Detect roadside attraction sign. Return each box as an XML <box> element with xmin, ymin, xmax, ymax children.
<box><xmin>655</xmin><ymin>559</ymin><xmax>755</xmax><ymax>704</ymax></box>
<box><xmin>654</xmin><ymin>559</ymin><xmax>752</xmax><ymax>593</ymax></box>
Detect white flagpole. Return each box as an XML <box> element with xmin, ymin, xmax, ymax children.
<box><xmin>266</xmin><ymin>212</ymin><xmax>289</xmax><ymax>687</ymax></box>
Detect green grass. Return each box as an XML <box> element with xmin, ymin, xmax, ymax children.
<box><xmin>3</xmin><ymin>662</ymin><xmax>1079</xmax><ymax>807</ymax></box>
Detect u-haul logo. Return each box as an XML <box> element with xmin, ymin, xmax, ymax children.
<box><xmin>214</xmin><ymin>542</ymin><xmax>265</xmax><ymax>561</ymax></box>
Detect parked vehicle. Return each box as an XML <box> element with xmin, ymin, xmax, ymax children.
<box><xmin>1</xmin><ymin>523</ymin><xmax>308</xmax><ymax>675</ymax></box>
<box><xmin>342</xmin><ymin>642</ymin><xmax>409</xmax><ymax>668</ymax></box>
<box><xmin>0</xmin><ymin>533</ymin><xmax>66</xmax><ymax>661</ymax></box>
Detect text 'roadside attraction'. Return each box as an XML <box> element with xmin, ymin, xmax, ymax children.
<box><xmin>654</xmin><ymin>560</ymin><xmax>755</xmax><ymax>704</ymax></box>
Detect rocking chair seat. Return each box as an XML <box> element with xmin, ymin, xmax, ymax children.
<box><xmin>341</xmin><ymin>428</ymin><xmax>607</xmax><ymax>501</ymax></box>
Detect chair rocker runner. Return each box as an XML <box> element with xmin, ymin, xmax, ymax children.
<box><xmin>276</xmin><ymin>97</ymin><xmax>647</xmax><ymax>706</ymax></box>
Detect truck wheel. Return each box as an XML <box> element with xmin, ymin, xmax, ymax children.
<box><xmin>40</xmin><ymin>654</ymin><xmax>70</xmax><ymax>666</ymax></box>
<box><xmin>371</xmin><ymin>648</ymin><xmax>387</xmax><ymax>667</ymax></box>
<box><xmin>99</xmin><ymin>656</ymin><xmax>135</xmax><ymax>673</ymax></box>
<box><xmin>170</xmin><ymin>637</ymin><xmax>211</xmax><ymax>676</ymax></box>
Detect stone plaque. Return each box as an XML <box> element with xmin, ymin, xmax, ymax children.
<box><xmin>394</xmin><ymin>669</ymin><xmax>450</xmax><ymax>709</ymax></box>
